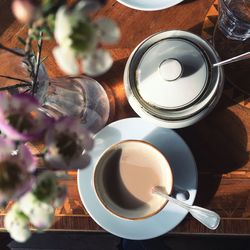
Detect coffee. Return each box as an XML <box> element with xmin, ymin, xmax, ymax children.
<box><xmin>94</xmin><ymin>140</ymin><xmax>173</xmax><ymax>220</ymax></box>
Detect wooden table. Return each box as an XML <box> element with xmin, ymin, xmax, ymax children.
<box><xmin>0</xmin><ymin>0</ymin><xmax>250</xmax><ymax>236</ymax></box>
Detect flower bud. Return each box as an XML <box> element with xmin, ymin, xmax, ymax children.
<box><xmin>4</xmin><ymin>204</ymin><xmax>31</xmax><ymax>243</ymax></box>
<box><xmin>12</xmin><ymin>0</ymin><xmax>39</xmax><ymax>23</ymax></box>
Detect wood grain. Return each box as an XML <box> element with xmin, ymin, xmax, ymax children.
<box><xmin>0</xmin><ymin>0</ymin><xmax>250</xmax><ymax>236</ymax></box>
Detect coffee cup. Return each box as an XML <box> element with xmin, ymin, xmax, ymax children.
<box><xmin>93</xmin><ymin>140</ymin><xmax>173</xmax><ymax>220</ymax></box>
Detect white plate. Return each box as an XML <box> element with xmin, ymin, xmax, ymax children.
<box><xmin>77</xmin><ymin>118</ymin><xmax>197</xmax><ymax>240</ymax></box>
<box><xmin>117</xmin><ymin>0</ymin><xmax>184</xmax><ymax>11</ymax></box>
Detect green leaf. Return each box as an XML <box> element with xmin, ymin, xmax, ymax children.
<box><xmin>42</xmin><ymin>0</ymin><xmax>66</xmax><ymax>15</ymax></box>
<box><xmin>17</xmin><ymin>36</ymin><xmax>26</xmax><ymax>45</ymax></box>
<box><xmin>70</xmin><ymin>20</ymin><xmax>97</xmax><ymax>53</ymax></box>
<box><xmin>46</xmin><ymin>14</ymin><xmax>56</xmax><ymax>32</ymax></box>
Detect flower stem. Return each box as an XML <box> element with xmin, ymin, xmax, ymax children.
<box><xmin>24</xmin><ymin>27</ymin><xmax>35</xmax><ymax>81</ymax></box>
<box><xmin>0</xmin><ymin>83</ymin><xmax>31</xmax><ymax>91</ymax></box>
<box><xmin>0</xmin><ymin>43</ymin><xmax>24</xmax><ymax>57</ymax></box>
<box><xmin>32</xmin><ymin>32</ymin><xmax>43</xmax><ymax>95</ymax></box>
<box><xmin>25</xmin><ymin>27</ymin><xmax>33</xmax><ymax>55</ymax></box>
<box><xmin>0</xmin><ymin>75</ymin><xmax>32</xmax><ymax>84</ymax></box>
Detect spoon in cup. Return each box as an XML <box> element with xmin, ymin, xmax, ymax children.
<box><xmin>152</xmin><ymin>186</ymin><xmax>220</xmax><ymax>230</ymax></box>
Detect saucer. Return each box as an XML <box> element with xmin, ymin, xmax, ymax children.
<box><xmin>77</xmin><ymin>118</ymin><xmax>197</xmax><ymax>239</ymax></box>
<box><xmin>117</xmin><ymin>0</ymin><xmax>184</xmax><ymax>11</ymax></box>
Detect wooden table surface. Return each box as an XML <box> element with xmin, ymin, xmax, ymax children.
<box><xmin>0</xmin><ymin>0</ymin><xmax>250</xmax><ymax>236</ymax></box>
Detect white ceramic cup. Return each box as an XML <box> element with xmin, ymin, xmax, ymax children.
<box><xmin>93</xmin><ymin>140</ymin><xmax>173</xmax><ymax>220</ymax></box>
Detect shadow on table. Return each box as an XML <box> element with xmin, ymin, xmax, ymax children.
<box><xmin>185</xmin><ymin>23</ymin><xmax>249</xmax><ymax>206</ymax></box>
<box><xmin>179</xmin><ymin>0</ymin><xmax>198</xmax><ymax>6</ymax></box>
<box><xmin>178</xmin><ymin>99</ymin><xmax>249</xmax><ymax>206</ymax></box>
<box><xmin>213</xmin><ymin>26</ymin><xmax>250</xmax><ymax>109</ymax></box>
<box><xmin>188</xmin><ymin>22</ymin><xmax>204</xmax><ymax>35</ymax></box>
<box><xmin>190</xmin><ymin>20</ymin><xmax>250</xmax><ymax>109</ymax></box>
<box><xmin>97</xmin><ymin>57</ymin><xmax>137</xmax><ymax>123</ymax></box>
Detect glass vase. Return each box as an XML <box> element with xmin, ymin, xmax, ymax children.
<box><xmin>0</xmin><ymin>49</ymin><xmax>110</xmax><ymax>133</ymax></box>
<box><xmin>39</xmin><ymin>76</ymin><xmax>110</xmax><ymax>133</ymax></box>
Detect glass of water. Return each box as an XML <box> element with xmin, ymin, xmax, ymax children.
<box><xmin>218</xmin><ymin>0</ymin><xmax>250</xmax><ymax>41</ymax></box>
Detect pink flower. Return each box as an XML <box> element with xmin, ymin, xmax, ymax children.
<box><xmin>0</xmin><ymin>93</ymin><xmax>51</xmax><ymax>141</ymax></box>
<box><xmin>44</xmin><ymin>117</ymin><xmax>94</xmax><ymax>170</ymax></box>
<box><xmin>0</xmin><ymin>138</ymin><xmax>37</xmax><ymax>206</ymax></box>
<box><xmin>12</xmin><ymin>0</ymin><xmax>40</xmax><ymax>24</ymax></box>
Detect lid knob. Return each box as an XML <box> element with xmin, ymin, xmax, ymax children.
<box><xmin>159</xmin><ymin>59</ymin><xmax>183</xmax><ymax>81</ymax></box>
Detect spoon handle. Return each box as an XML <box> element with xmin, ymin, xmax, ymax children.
<box><xmin>213</xmin><ymin>52</ymin><xmax>250</xmax><ymax>67</ymax></box>
<box><xmin>188</xmin><ymin>206</ymin><xmax>220</xmax><ymax>230</ymax></box>
<box><xmin>153</xmin><ymin>187</ymin><xmax>220</xmax><ymax>230</ymax></box>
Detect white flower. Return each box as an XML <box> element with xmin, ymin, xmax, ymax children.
<box><xmin>95</xmin><ymin>18</ymin><xmax>121</xmax><ymax>45</ymax></box>
<box><xmin>30</xmin><ymin>203</ymin><xmax>54</xmax><ymax>230</ymax></box>
<box><xmin>4</xmin><ymin>204</ymin><xmax>31</xmax><ymax>243</ymax></box>
<box><xmin>75</xmin><ymin>0</ymin><xmax>105</xmax><ymax>14</ymax></box>
<box><xmin>54</xmin><ymin>6</ymin><xmax>97</xmax><ymax>53</ymax></box>
<box><xmin>53</xmin><ymin>4</ymin><xmax>119</xmax><ymax>76</ymax></box>
<box><xmin>82</xmin><ymin>48</ymin><xmax>113</xmax><ymax>76</ymax></box>
<box><xmin>19</xmin><ymin>192</ymin><xmax>54</xmax><ymax>230</ymax></box>
<box><xmin>54</xmin><ymin>6</ymin><xmax>73</xmax><ymax>48</ymax></box>
<box><xmin>53</xmin><ymin>46</ymin><xmax>78</xmax><ymax>75</ymax></box>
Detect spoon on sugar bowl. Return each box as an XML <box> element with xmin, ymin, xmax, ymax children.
<box><xmin>213</xmin><ymin>51</ymin><xmax>250</xmax><ymax>67</ymax></box>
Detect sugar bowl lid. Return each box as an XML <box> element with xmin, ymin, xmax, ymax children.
<box><xmin>136</xmin><ymin>38</ymin><xmax>208</xmax><ymax>109</ymax></box>
<box><xmin>124</xmin><ymin>30</ymin><xmax>224</xmax><ymax>128</ymax></box>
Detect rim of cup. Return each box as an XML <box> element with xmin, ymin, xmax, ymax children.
<box><xmin>93</xmin><ymin>139</ymin><xmax>174</xmax><ymax>220</ymax></box>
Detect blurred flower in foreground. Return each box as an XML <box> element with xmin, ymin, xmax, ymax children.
<box><xmin>0</xmin><ymin>94</ymin><xmax>51</xmax><ymax>141</ymax></box>
<box><xmin>18</xmin><ymin>171</ymin><xmax>67</xmax><ymax>229</ymax></box>
<box><xmin>11</xmin><ymin>0</ymin><xmax>40</xmax><ymax>24</ymax></box>
<box><xmin>44</xmin><ymin>117</ymin><xmax>94</xmax><ymax>170</ymax></box>
<box><xmin>4</xmin><ymin>204</ymin><xmax>31</xmax><ymax>243</ymax></box>
<box><xmin>53</xmin><ymin>1</ymin><xmax>120</xmax><ymax>76</ymax></box>
<box><xmin>0</xmin><ymin>138</ymin><xmax>36</xmax><ymax>207</ymax></box>
<box><xmin>19</xmin><ymin>192</ymin><xmax>55</xmax><ymax>230</ymax></box>
<box><xmin>5</xmin><ymin>170</ymin><xmax>67</xmax><ymax>242</ymax></box>
<box><xmin>32</xmin><ymin>171</ymin><xmax>67</xmax><ymax>206</ymax></box>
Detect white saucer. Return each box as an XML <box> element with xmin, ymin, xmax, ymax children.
<box><xmin>117</xmin><ymin>0</ymin><xmax>184</xmax><ymax>11</ymax></box>
<box><xmin>77</xmin><ymin>118</ymin><xmax>197</xmax><ymax>240</ymax></box>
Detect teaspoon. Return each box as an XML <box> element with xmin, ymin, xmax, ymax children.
<box><xmin>152</xmin><ymin>186</ymin><xmax>220</xmax><ymax>230</ymax></box>
<box><xmin>213</xmin><ymin>51</ymin><xmax>250</xmax><ymax>67</ymax></box>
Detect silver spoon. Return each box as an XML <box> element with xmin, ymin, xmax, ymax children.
<box><xmin>152</xmin><ymin>186</ymin><xmax>220</xmax><ymax>230</ymax></box>
<box><xmin>213</xmin><ymin>51</ymin><xmax>250</xmax><ymax>67</ymax></box>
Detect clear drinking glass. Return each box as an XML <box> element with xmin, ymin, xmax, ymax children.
<box><xmin>218</xmin><ymin>0</ymin><xmax>250</xmax><ymax>41</ymax></box>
